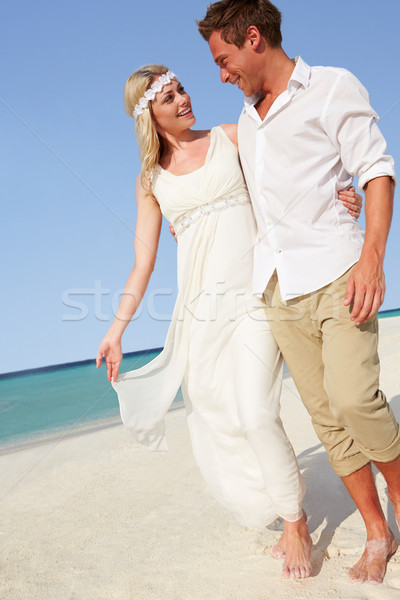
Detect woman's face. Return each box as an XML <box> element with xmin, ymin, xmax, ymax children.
<box><xmin>151</xmin><ymin>79</ymin><xmax>195</xmax><ymax>135</ymax></box>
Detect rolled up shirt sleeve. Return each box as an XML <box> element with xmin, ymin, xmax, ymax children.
<box><xmin>321</xmin><ymin>70</ymin><xmax>396</xmax><ymax>191</ymax></box>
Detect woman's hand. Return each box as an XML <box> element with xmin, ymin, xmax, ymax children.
<box><xmin>96</xmin><ymin>336</ymin><xmax>123</xmax><ymax>383</ymax></box>
<box><xmin>338</xmin><ymin>186</ymin><xmax>363</xmax><ymax>218</ymax></box>
<box><xmin>169</xmin><ymin>223</ymin><xmax>178</xmax><ymax>242</ymax></box>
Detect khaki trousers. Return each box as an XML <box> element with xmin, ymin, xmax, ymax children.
<box><xmin>263</xmin><ymin>267</ymin><xmax>400</xmax><ymax>477</ymax></box>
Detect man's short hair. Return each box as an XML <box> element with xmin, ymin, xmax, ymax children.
<box><xmin>197</xmin><ymin>0</ymin><xmax>282</xmax><ymax>48</ymax></box>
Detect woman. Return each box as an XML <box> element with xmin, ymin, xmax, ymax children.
<box><xmin>96</xmin><ymin>65</ymin><xmax>362</xmax><ymax>578</ymax></box>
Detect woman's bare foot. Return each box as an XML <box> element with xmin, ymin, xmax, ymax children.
<box><xmin>349</xmin><ymin>531</ymin><xmax>397</xmax><ymax>585</ymax></box>
<box><xmin>276</xmin><ymin>512</ymin><xmax>313</xmax><ymax>579</ymax></box>
<box><xmin>272</xmin><ymin>511</ymin><xmax>308</xmax><ymax>560</ymax></box>
<box><xmin>272</xmin><ymin>531</ymin><xmax>286</xmax><ymax>559</ymax></box>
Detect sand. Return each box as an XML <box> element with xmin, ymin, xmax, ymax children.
<box><xmin>1</xmin><ymin>317</ymin><xmax>400</xmax><ymax>600</ymax></box>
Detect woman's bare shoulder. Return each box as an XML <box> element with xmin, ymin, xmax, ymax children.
<box><xmin>218</xmin><ymin>123</ymin><xmax>238</xmax><ymax>148</ymax></box>
<box><xmin>135</xmin><ymin>174</ymin><xmax>160</xmax><ymax>210</ymax></box>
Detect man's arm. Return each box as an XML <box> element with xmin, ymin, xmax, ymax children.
<box><xmin>344</xmin><ymin>176</ymin><xmax>394</xmax><ymax>324</ymax></box>
<box><xmin>322</xmin><ymin>70</ymin><xmax>396</xmax><ymax>324</ymax></box>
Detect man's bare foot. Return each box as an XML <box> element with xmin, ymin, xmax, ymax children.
<box><xmin>278</xmin><ymin>512</ymin><xmax>312</xmax><ymax>579</ymax></box>
<box><xmin>349</xmin><ymin>531</ymin><xmax>397</xmax><ymax>585</ymax></box>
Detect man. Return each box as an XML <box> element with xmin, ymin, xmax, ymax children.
<box><xmin>197</xmin><ymin>0</ymin><xmax>400</xmax><ymax>585</ymax></box>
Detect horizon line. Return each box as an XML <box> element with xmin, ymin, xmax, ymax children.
<box><xmin>0</xmin><ymin>347</ymin><xmax>164</xmax><ymax>381</ymax></box>
<box><xmin>2</xmin><ymin>307</ymin><xmax>399</xmax><ymax>380</ymax></box>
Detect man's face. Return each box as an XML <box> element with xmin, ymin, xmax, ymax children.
<box><xmin>209</xmin><ymin>30</ymin><xmax>260</xmax><ymax>97</ymax></box>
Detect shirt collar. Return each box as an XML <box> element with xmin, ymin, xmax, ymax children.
<box><xmin>243</xmin><ymin>56</ymin><xmax>311</xmax><ymax>110</ymax></box>
<box><xmin>289</xmin><ymin>56</ymin><xmax>311</xmax><ymax>90</ymax></box>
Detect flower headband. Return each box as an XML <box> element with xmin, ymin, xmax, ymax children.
<box><xmin>133</xmin><ymin>70</ymin><xmax>177</xmax><ymax>118</ymax></box>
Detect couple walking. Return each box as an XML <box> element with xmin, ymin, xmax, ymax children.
<box><xmin>97</xmin><ymin>0</ymin><xmax>400</xmax><ymax>584</ymax></box>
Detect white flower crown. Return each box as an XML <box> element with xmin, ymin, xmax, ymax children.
<box><xmin>133</xmin><ymin>71</ymin><xmax>177</xmax><ymax>118</ymax></box>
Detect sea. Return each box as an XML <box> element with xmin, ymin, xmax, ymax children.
<box><xmin>1</xmin><ymin>308</ymin><xmax>399</xmax><ymax>453</ymax></box>
<box><xmin>0</xmin><ymin>348</ymin><xmax>183</xmax><ymax>453</ymax></box>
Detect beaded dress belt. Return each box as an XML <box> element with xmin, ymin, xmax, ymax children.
<box><xmin>174</xmin><ymin>193</ymin><xmax>250</xmax><ymax>236</ymax></box>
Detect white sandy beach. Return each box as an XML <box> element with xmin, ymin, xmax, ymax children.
<box><xmin>1</xmin><ymin>316</ymin><xmax>400</xmax><ymax>600</ymax></box>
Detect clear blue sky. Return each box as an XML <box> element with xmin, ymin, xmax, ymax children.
<box><xmin>1</xmin><ymin>0</ymin><xmax>399</xmax><ymax>373</ymax></box>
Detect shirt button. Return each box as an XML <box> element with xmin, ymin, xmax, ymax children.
<box><xmin>267</xmin><ymin>220</ymin><xmax>272</xmax><ymax>226</ymax></box>
<box><xmin>275</xmin><ymin>249</ymin><xmax>282</xmax><ymax>254</ymax></box>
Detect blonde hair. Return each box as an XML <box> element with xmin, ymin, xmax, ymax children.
<box><xmin>123</xmin><ymin>64</ymin><xmax>169</xmax><ymax>191</ymax></box>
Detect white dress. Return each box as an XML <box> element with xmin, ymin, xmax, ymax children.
<box><xmin>113</xmin><ymin>127</ymin><xmax>305</xmax><ymax>526</ymax></box>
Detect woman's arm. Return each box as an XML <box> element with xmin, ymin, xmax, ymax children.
<box><xmin>96</xmin><ymin>176</ymin><xmax>162</xmax><ymax>381</ymax></box>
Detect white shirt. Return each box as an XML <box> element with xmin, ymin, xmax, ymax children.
<box><xmin>238</xmin><ymin>56</ymin><xmax>396</xmax><ymax>300</ymax></box>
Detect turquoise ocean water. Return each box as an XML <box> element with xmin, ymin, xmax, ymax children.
<box><xmin>1</xmin><ymin>309</ymin><xmax>398</xmax><ymax>452</ymax></box>
<box><xmin>0</xmin><ymin>349</ymin><xmax>182</xmax><ymax>453</ymax></box>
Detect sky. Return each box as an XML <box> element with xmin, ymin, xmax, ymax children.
<box><xmin>1</xmin><ymin>0</ymin><xmax>399</xmax><ymax>374</ymax></box>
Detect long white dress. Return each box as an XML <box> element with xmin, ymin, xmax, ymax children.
<box><xmin>113</xmin><ymin>126</ymin><xmax>305</xmax><ymax>526</ymax></box>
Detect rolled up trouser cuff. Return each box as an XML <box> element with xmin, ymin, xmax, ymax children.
<box><xmin>328</xmin><ymin>427</ymin><xmax>400</xmax><ymax>477</ymax></box>
<box><xmin>328</xmin><ymin>453</ymin><xmax>372</xmax><ymax>478</ymax></box>
<box><xmin>362</xmin><ymin>425</ymin><xmax>400</xmax><ymax>464</ymax></box>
